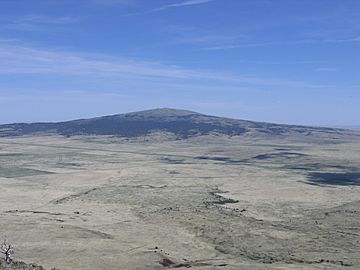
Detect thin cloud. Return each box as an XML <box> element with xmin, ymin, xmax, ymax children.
<box><xmin>123</xmin><ymin>0</ymin><xmax>217</xmax><ymax>16</ymax></box>
<box><xmin>2</xmin><ymin>15</ymin><xmax>77</xmax><ymax>31</ymax></box>
<box><xmin>21</xmin><ymin>15</ymin><xmax>77</xmax><ymax>25</ymax></box>
<box><xmin>0</xmin><ymin>41</ymin><xmax>329</xmax><ymax>89</ymax></box>
<box><xmin>160</xmin><ymin>25</ymin><xmax>245</xmax><ymax>47</ymax></box>
<box><xmin>151</xmin><ymin>0</ymin><xmax>215</xmax><ymax>12</ymax></box>
<box><xmin>204</xmin><ymin>37</ymin><xmax>360</xmax><ymax>50</ymax></box>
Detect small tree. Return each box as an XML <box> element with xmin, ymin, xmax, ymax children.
<box><xmin>1</xmin><ymin>240</ymin><xmax>14</xmax><ymax>264</ymax></box>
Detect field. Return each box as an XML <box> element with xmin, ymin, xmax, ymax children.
<box><xmin>0</xmin><ymin>134</ymin><xmax>359</xmax><ymax>269</ymax></box>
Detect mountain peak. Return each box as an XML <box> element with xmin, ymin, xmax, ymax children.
<box><xmin>124</xmin><ymin>108</ymin><xmax>200</xmax><ymax>117</ymax></box>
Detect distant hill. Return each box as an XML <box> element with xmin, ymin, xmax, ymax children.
<box><xmin>0</xmin><ymin>108</ymin><xmax>358</xmax><ymax>139</ymax></box>
<box><xmin>333</xmin><ymin>125</ymin><xmax>360</xmax><ymax>131</ymax></box>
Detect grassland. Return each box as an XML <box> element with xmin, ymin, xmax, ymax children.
<box><xmin>0</xmin><ymin>134</ymin><xmax>359</xmax><ymax>269</ymax></box>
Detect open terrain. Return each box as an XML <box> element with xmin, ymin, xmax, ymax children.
<box><xmin>0</xmin><ymin>109</ymin><xmax>359</xmax><ymax>269</ymax></box>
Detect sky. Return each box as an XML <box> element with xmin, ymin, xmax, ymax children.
<box><xmin>0</xmin><ymin>0</ymin><xmax>359</xmax><ymax>126</ymax></box>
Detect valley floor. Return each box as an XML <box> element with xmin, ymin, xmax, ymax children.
<box><xmin>0</xmin><ymin>134</ymin><xmax>359</xmax><ymax>269</ymax></box>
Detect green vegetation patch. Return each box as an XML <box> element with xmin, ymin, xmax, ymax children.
<box><xmin>0</xmin><ymin>167</ymin><xmax>54</xmax><ymax>178</ymax></box>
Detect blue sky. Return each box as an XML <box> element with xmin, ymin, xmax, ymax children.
<box><xmin>0</xmin><ymin>0</ymin><xmax>359</xmax><ymax>126</ymax></box>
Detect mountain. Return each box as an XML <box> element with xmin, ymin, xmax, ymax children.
<box><xmin>0</xmin><ymin>108</ymin><xmax>358</xmax><ymax>139</ymax></box>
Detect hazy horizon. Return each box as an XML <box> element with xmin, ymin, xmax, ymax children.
<box><xmin>0</xmin><ymin>0</ymin><xmax>359</xmax><ymax>126</ymax></box>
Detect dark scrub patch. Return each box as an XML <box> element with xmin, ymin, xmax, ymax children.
<box><xmin>253</xmin><ymin>152</ymin><xmax>307</xmax><ymax>160</ymax></box>
<box><xmin>306</xmin><ymin>172</ymin><xmax>360</xmax><ymax>186</ymax></box>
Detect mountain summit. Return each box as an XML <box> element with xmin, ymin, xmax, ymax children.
<box><xmin>0</xmin><ymin>108</ymin><xmax>355</xmax><ymax>139</ymax></box>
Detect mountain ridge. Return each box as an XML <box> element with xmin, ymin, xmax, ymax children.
<box><xmin>0</xmin><ymin>108</ymin><xmax>357</xmax><ymax>139</ymax></box>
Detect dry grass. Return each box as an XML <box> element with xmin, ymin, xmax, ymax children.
<box><xmin>0</xmin><ymin>134</ymin><xmax>359</xmax><ymax>269</ymax></box>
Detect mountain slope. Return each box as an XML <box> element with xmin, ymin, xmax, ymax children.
<box><xmin>0</xmin><ymin>108</ymin><xmax>357</xmax><ymax>139</ymax></box>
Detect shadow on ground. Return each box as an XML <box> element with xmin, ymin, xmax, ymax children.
<box><xmin>306</xmin><ymin>172</ymin><xmax>360</xmax><ymax>186</ymax></box>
